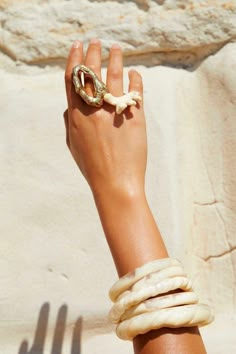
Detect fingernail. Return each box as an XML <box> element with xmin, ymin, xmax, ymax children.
<box><xmin>72</xmin><ymin>40</ymin><xmax>81</xmax><ymax>49</ymax></box>
<box><xmin>111</xmin><ymin>43</ymin><xmax>121</xmax><ymax>50</ymax></box>
<box><xmin>90</xmin><ymin>38</ymin><xmax>100</xmax><ymax>44</ymax></box>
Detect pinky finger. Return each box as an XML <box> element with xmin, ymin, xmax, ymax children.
<box><xmin>128</xmin><ymin>69</ymin><xmax>143</xmax><ymax>100</ymax></box>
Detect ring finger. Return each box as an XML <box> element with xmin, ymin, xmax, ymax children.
<box><xmin>106</xmin><ymin>44</ymin><xmax>123</xmax><ymax>96</ymax></box>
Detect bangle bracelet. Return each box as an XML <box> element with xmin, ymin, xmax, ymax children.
<box><xmin>109</xmin><ymin>258</ymin><xmax>181</xmax><ymax>301</ymax></box>
<box><xmin>116</xmin><ymin>304</ymin><xmax>214</xmax><ymax>340</ymax></box>
<box><xmin>120</xmin><ymin>291</ymin><xmax>198</xmax><ymax>321</ymax></box>
<box><xmin>109</xmin><ymin>276</ymin><xmax>193</xmax><ymax>323</ymax></box>
<box><xmin>131</xmin><ymin>265</ymin><xmax>186</xmax><ymax>291</ymax></box>
<box><xmin>109</xmin><ymin>258</ymin><xmax>214</xmax><ymax>340</ymax></box>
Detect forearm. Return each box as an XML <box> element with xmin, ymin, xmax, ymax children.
<box><xmin>93</xmin><ymin>188</ymin><xmax>207</xmax><ymax>354</ymax></box>
<box><xmin>93</xmin><ymin>187</ymin><xmax>168</xmax><ymax>276</ymax></box>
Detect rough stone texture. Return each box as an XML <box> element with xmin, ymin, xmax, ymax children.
<box><xmin>176</xmin><ymin>41</ymin><xmax>236</xmax><ymax>312</ymax></box>
<box><xmin>1</xmin><ymin>0</ymin><xmax>236</xmax><ymax>353</ymax></box>
<box><xmin>0</xmin><ymin>0</ymin><xmax>236</xmax><ymax>68</ymax></box>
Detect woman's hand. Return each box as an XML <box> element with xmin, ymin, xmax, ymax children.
<box><xmin>63</xmin><ymin>41</ymin><xmax>208</xmax><ymax>354</ymax></box>
<box><xmin>64</xmin><ymin>39</ymin><xmax>147</xmax><ymax>198</ymax></box>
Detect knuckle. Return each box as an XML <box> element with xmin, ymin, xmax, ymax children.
<box><xmin>88</xmin><ymin>64</ymin><xmax>97</xmax><ymax>72</ymax></box>
<box><xmin>135</xmin><ymin>80</ymin><xmax>143</xmax><ymax>89</ymax></box>
<box><xmin>91</xmin><ymin>110</ymin><xmax>104</xmax><ymax>122</ymax></box>
<box><xmin>110</xmin><ymin>69</ymin><xmax>122</xmax><ymax>81</ymax></box>
<box><xmin>71</xmin><ymin>116</ymin><xmax>80</xmax><ymax>129</ymax></box>
<box><xmin>133</xmin><ymin>81</ymin><xmax>143</xmax><ymax>93</ymax></box>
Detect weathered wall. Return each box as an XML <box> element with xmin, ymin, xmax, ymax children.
<box><xmin>1</xmin><ymin>0</ymin><xmax>236</xmax><ymax>69</ymax></box>
<box><xmin>0</xmin><ymin>1</ymin><xmax>236</xmax><ymax>353</ymax></box>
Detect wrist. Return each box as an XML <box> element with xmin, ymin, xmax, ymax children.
<box><xmin>92</xmin><ymin>182</ymin><xmax>146</xmax><ymax>211</ymax></box>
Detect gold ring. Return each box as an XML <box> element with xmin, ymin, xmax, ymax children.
<box><xmin>72</xmin><ymin>64</ymin><xmax>108</xmax><ymax>107</ymax></box>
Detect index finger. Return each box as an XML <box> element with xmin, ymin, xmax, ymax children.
<box><xmin>64</xmin><ymin>40</ymin><xmax>84</xmax><ymax>109</ymax></box>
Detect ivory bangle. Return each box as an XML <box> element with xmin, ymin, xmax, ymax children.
<box><xmin>120</xmin><ymin>291</ymin><xmax>198</xmax><ymax>321</ymax></box>
<box><xmin>109</xmin><ymin>276</ymin><xmax>192</xmax><ymax>323</ymax></box>
<box><xmin>116</xmin><ymin>304</ymin><xmax>214</xmax><ymax>340</ymax></box>
<box><xmin>109</xmin><ymin>258</ymin><xmax>181</xmax><ymax>302</ymax></box>
<box><xmin>131</xmin><ymin>265</ymin><xmax>186</xmax><ymax>292</ymax></box>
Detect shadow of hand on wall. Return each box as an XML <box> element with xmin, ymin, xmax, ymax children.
<box><xmin>18</xmin><ymin>303</ymin><xmax>82</xmax><ymax>354</ymax></box>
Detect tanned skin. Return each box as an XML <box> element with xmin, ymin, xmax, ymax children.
<box><xmin>64</xmin><ymin>38</ymin><xmax>207</xmax><ymax>354</ymax></box>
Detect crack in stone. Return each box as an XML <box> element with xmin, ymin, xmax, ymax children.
<box><xmin>0</xmin><ymin>43</ymin><xmax>17</xmax><ymax>62</ymax></box>
<box><xmin>195</xmin><ymin>94</ymin><xmax>236</xmax><ymax>306</ymax></box>
<box><xmin>215</xmin><ymin>204</ymin><xmax>236</xmax><ymax>306</ymax></box>
<box><xmin>215</xmin><ymin>205</ymin><xmax>232</xmax><ymax>248</ymax></box>
<box><xmin>200</xmin><ymin>246</ymin><xmax>236</xmax><ymax>262</ymax></box>
<box><xmin>193</xmin><ymin>200</ymin><xmax>222</xmax><ymax>206</ymax></box>
<box><xmin>195</xmin><ymin>110</ymin><xmax>236</xmax><ymax>303</ymax></box>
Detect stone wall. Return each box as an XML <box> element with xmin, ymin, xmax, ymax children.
<box><xmin>1</xmin><ymin>1</ymin><xmax>236</xmax><ymax>353</ymax></box>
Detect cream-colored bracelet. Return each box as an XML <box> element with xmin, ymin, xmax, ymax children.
<box><xmin>109</xmin><ymin>258</ymin><xmax>214</xmax><ymax>340</ymax></box>
<box><xmin>116</xmin><ymin>304</ymin><xmax>214</xmax><ymax>340</ymax></box>
<box><xmin>110</xmin><ymin>276</ymin><xmax>193</xmax><ymax>323</ymax></box>
<box><xmin>120</xmin><ymin>291</ymin><xmax>198</xmax><ymax>321</ymax></box>
<box><xmin>109</xmin><ymin>258</ymin><xmax>181</xmax><ymax>301</ymax></box>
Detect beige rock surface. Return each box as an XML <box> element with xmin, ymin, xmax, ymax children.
<box><xmin>0</xmin><ymin>0</ymin><xmax>236</xmax><ymax>67</ymax></box>
<box><xmin>1</xmin><ymin>42</ymin><xmax>236</xmax><ymax>353</ymax></box>
<box><xmin>1</xmin><ymin>0</ymin><xmax>236</xmax><ymax>353</ymax></box>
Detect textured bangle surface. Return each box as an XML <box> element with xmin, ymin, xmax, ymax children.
<box><xmin>120</xmin><ymin>291</ymin><xmax>198</xmax><ymax>321</ymax></box>
<box><xmin>131</xmin><ymin>265</ymin><xmax>186</xmax><ymax>291</ymax></box>
<box><xmin>109</xmin><ymin>258</ymin><xmax>181</xmax><ymax>301</ymax></box>
<box><xmin>116</xmin><ymin>304</ymin><xmax>214</xmax><ymax>340</ymax></box>
<box><xmin>109</xmin><ymin>276</ymin><xmax>193</xmax><ymax>323</ymax></box>
<box><xmin>109</xmin><ymin>258</ymin><xmax>214</xmax><ymax>340</ymax></box>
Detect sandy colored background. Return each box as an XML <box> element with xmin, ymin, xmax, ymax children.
<box><xmin>0</xmin><ymin>1</ymin><xmax>236</xmax><ymax>353</ymax></box>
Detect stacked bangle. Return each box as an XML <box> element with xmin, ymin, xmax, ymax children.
<box><xmin>109</xmin><ymin>258</ymin><xmax>214</xmax><ymax>340</ymax></box>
